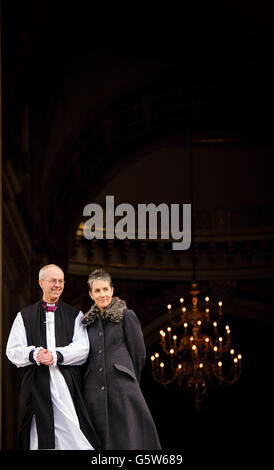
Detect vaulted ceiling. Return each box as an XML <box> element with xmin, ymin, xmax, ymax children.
<box><xmin>4</xmin><ymin>4</ymin><xmax>274</xmax><ymax>257</ymax></box>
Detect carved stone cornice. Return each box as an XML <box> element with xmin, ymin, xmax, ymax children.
<box><xmin>69</xmin><ymin>206</ymin><xmax>274</xmax><ymax>282</ymax></box>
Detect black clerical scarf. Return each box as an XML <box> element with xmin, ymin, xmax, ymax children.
<box><xmin>19</xmin><ymin>299</ymin><xmax>101</xmax><ymax>450</ymax></box>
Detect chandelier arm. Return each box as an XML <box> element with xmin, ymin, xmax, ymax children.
<box><xmin>219</xmin><ymin>377</ymin><xmax>238</xmax><ymax>385</ymax></box>
<box><xmin>206</xmin><ymin>367</ymin><xmax>222</xmax><ymax>388</ymax></box>
<box><xmin>178</xmin><ymin>336</ymin><xmax>190</xmax><ymax>353</ymax></box>
<box><xmin>152</xmin><ymin>365</ymin><xmax>180</xmax><ymax>386</ymax></box>
<box><xmin>170</xmin><ymin>319</ymin><xmax>184</xmax><ymax>327</ymax></box>
<box><xmin>161</xmin><ymin>345</ymin><xmax>170</xmax><ymax>355</ymax></box>
<box><xmin>222</xmin><ymin>336</ymin><xmax>232</xmax><ymax>352</ymax></box>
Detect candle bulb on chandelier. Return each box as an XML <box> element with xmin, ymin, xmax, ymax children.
<box><xmin>218</xmin><ymin>301</ymin><xmax>223</xmax><ymax>317</ymax></box>
<box><xmin>233</xmin><ymin>357</ymin><xmax>239</xmax><ymax>380</ymax></box>
<box><xmin>159</xmin><ymin>330</ymin><xmax>166</xmax><ymax>347</ymax></box>
<box><xmin>233</xmin><ymin>358</ymin><xmax>238</xmax><ymax>378</ymax></box>
<box><xmin>160</xmin><ymin>362</ymin><xmax>164</xmax><ymax>379</ymax></box>
<box><xmin>205</xmin><ymin>297</ymin><xmax>210</xmax><ymax>319</ymax></box>
<box><xmin>169</xmin><ymin>349</ymin><xmax>175</xmax><ymax>367</ymax></box>
<box><xmin>180</xmin><ymin>297</ymin><xmax>184</xmax><ymax>317</ymax></box>
<box><xmin>218</xmin><ymin>361</ymin><xmax>222</xmax><ymax>377</ymax></box>
<box><xmin>192</xmin><ymin>344</ymin><xmax>198</xmax><ymax>357</ymax></box>
<box><xmin>173</xmin><ymin>335</ymin><xmax>177</xmax><ymax>349</ymax></box>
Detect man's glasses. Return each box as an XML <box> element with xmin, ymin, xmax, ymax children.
<box><xmin>45</xmin><ymin>279</ymin><xmax>65</xmax><ymax>285</ymax></box>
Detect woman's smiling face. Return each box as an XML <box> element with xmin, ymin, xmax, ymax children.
<box><xmin>89</xmin><ymin>279</ymin><xmax>114</xmax><ymax>312</ymax></box>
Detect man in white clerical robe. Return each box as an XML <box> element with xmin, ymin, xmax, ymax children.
<box><xmin>6</xmin><ymin>264</ymin><xmax>101</xmax><ymax>450</ymax></box>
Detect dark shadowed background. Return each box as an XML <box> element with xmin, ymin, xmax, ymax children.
<box><xmin>1</xmin><ymin>1</ymin><xmax>274</xmax><ymax>466</ymax></box>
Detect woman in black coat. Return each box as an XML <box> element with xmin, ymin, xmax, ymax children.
<box><xmin>81</xmin><ymin>269</ymin><xmax>161</xmax><ymax>450</ymax></box>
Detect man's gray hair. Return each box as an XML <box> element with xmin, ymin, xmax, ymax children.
<box><xmin>88</xmin><ymin>269</ymin><xmax>113</xmax><ymax>290</ymax></box>
<box><xmin>39</xmin><ymin>264</ymin><xmax>64</xmax><ymax>280</ymax></box>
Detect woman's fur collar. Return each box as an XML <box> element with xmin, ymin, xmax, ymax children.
<box><xmin>81</xmin><ymin>296</ymin><xmax>127</xmax><ymax>326</ymax></box>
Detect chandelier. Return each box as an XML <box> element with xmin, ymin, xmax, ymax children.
<box><xmin>150</xmin><ymin>281</ymin><xmax>242</xmax><ymax>411</ymax></box>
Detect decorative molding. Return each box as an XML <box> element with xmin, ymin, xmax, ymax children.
<box><xmin>69</xmin><ymin>208</ymin><xmax>274</xmax><ymax>282</ymax></box>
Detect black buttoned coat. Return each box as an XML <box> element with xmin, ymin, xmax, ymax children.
<box><xmin>81</xmin><ymin>298</ymin><xmax>161</xmax><ymax>450</ymax></box>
